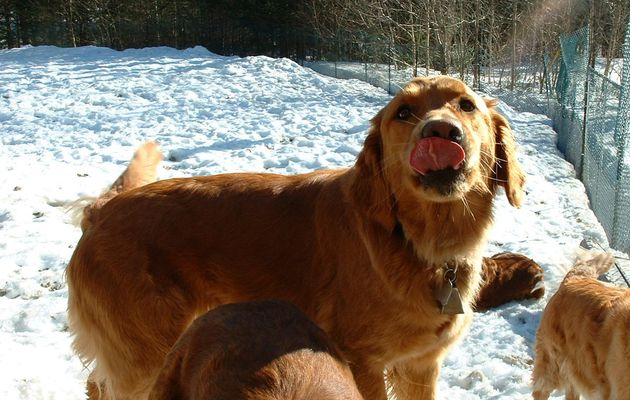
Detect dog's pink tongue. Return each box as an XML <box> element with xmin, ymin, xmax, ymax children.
<box><xmin>409</xmin><ymin>137</ymin><xmax>465</xmax><ymax>175</ymax></box>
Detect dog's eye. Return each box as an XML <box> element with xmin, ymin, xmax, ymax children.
<box><xmin>397</xmin><ymin>106</ymin><xmax>411</xmax><ymax>120</ymax></box>
<box><xmin>459</xmin><ymin>99</ymin><xmax>476</xmax><ymax>112</ymax></box>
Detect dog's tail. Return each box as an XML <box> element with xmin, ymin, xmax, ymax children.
<box><xmin>564</xmin><ymin>251</ymin><xmax>615</xmax><ymax>281</ymax></box>
<box><xmin>79</xmin><ymin>141</ymin><xmax>162</xmax><ymax>231</ymax></box>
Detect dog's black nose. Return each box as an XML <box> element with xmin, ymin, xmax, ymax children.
<box><xmin>421</xmin><ymin>120</ymin><xmax>463</xmax><ymax>143</ymax></box>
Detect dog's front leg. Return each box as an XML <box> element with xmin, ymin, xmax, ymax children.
<box><xmin>388</xmin><ymin>355</ymin><xmax>443</xmax><ymax>400</ymax></box>
<box><xmin>350</xmin><ymin>361</ymin><xmax>388</xmax><ymax>400</ymax></box>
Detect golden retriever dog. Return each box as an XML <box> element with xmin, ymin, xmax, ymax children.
<box><xmin>66</xmin><ymin>75</ymin><xmax>526</xmax><ymax>400</ymax></box>
<box><xmin>148</xmin><ymin>300</ymin><xmax>363</xmax><ymax>400</ymax></box>
<box><xmin>532</xmin><ymin>253</ymin><xmax>630</xmax><ymax>400</ymax></box>
<box><xmin>476</xmin><ymin>252</ymin><xmax>545</xmax><ymax>311</ymax></box>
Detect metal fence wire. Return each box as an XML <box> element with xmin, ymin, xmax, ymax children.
<box><xmin>547</xmin><ymin>23</ymin><xmax>630</xmax><ymax>256</ymax></box>
<box><xmin>300</xmin><ymin>34</ymin><xmax>545</xmax><ymax>95</ymax></box>
<box><xmin>612</xmin><ymin>24</ymin><xmax>630</xmax><ymax>255</ymax></box>
<box><xmin>551</xmin><ymin>27</ymin><xmax>590</xmax><ymax>178</ymax></box>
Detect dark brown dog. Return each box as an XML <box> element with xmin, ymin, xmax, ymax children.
<box><xmin>475</xmin><ymin>252</ymin><xmax>545</xmax><ymax>311</ymax></box>
<box><xmin>67</xmin><ymin>76</ymin><xmax>526</xmax><ymax>400</ymax></box>
<box><xmin>148</xmin><ymin>300</ymin><xmax>363</xmax><ymax>400</ymax></box>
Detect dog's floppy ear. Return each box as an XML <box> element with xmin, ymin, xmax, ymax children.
<box><xmin>350</xmin><ymin>110</ymin><xmax>396</xmax><ymax>231</ymax></box>
<box><xmin>486</xmin><ymin>100</ymin><xmax>525</xmax><ymax>208</ymax></box>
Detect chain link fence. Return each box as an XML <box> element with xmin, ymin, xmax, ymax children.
<box><xmin>546</xmin><ymin>24</ymin><xmax>630</xmax><ymax>258</ymax></box>
<box><xmin>301</xmin><ymin>40</ymin><xmax>432</xmax><ymax>95</ymax></box>
<box><xmin>549</xmin><ymin>27</ymin><xmax>590</xmax><ymax>178</ymax></box>
<box><xmin>612</xmin><ymin>25</ymin><xmax>630</xmax><ymax>256</ymax></box>
<box><xmin>300</xmin><ymin>34</ymin><xmax>545</xmax><ymax>95</ymax></box>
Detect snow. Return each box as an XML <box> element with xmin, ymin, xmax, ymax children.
<box><xmin>594</xmin><ymin>57</ymin><xmax>623</xmax><ymax>84</ymax></box>
<box><xmin>0</xmin><ymin>45</ymin><xmax>624</xmax><ymax>399</ymax></box>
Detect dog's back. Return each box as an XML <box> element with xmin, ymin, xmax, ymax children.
<box><xmin>532</xmin><ymin>253</ymin><xmax>630</xmax><ymax>400</ymax></box>
<box><xmin>148</xmin><ymin>300</ymin><xmax>363</xmax><ymax>400</ymax></box>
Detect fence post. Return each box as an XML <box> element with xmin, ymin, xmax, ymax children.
<box><xmin>579</xmin><ymin>69</ymin><xmax>589</xmax><ymax>181</ymax></box>
<box><xmin>335</xmin><ymin>31</ymin><xmax>339</xmax><ymax>79</ymax></box>
<box><xmin>612</xmin><ymin>21</ymin><xmax>630</xmax><ymax>253</ymax></box>
<box><xmin>543</xmin><ymin>54</ymin><xmax>553</xmax><ymax>115</ymax></box>
<box><xmin>556</xmin><ymin>27</ymin><xmax>590</xmax><ymax>177</ymax></box>
<box><xmin>580</xmin><ymin>27</ymin><xmax>591</xmax><ymax>181</ymax></box>
<box><xmin>388</xmin><ymin>44</ymin><xmax>392</xmax><ymax>95</ymax></box>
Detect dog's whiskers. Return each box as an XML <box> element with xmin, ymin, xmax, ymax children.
<box><xmin>479</xmin><ymin>148</ymin><xmax>507</xmax><ymax>164</ymax></box>
<box><xmin>481</xmin><ymin>174</ymin><xmax>508</xmax><ymax>184</ymax></box>
<box><xmin>410</xmin><ymin>112</ymin><xmax>423</xmax><ymax>123</ymax></box>
<box><xmin>460</xmin><ymin>196</ymin><xmax>476</xmax><ymax>220</ymax></box>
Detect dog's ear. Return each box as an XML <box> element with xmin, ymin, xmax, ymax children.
<box><xmin>487</xmin><ymin>102</ymin><xmax>525</xmax><ymax>208</ymax></box>
<box><xmin>350</xmin><ymin>110</ymin><xmax>396</xmax><ymax>231</ymax></box>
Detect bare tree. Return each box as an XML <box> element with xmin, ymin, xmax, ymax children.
<box><xmin>1</xmin><ymin>0</ymin><xmax>628</xmax><ymax>91</ymax></box>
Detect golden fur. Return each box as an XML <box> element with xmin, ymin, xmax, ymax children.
<box><xmin>148</xmin><ymin>300</ymin><xmax>363</xmax><ymax>400</ymax></box>
<box><xmin>532</xmin><ymin>253</ymin><xmax>630</xmax><ymax>400</ymax></box>
<box><xmin>66</xmin><ymin>76</ymin><xmax>525</xmax><ymax>400</ymax></box>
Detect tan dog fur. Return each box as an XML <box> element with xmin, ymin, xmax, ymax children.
<box><xmin>532</xmin><ymin>253</ymin><xmax>630</xmax><ymax>400</ymax></box>
<box><xmin>66</xmin><ymin>76</ymin><xmax>525</xmax><ymax>400</ymax></box>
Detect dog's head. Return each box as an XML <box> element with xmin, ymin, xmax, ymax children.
<box><xmin>354</xmin><ymin>76</ymin><xmax>524</xmax><ymax>225</ymax></box>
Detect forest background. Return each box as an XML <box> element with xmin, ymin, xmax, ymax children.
<box><xmin>1</xmin><ymin>0</ymin><xmax>629</xmax><ymax>87</ymax></box>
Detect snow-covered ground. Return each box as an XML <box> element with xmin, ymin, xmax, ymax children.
<box><xmin>0</xmin><ymin>45</ymin><xmax>625</xmax><ymax>399</ymax></box>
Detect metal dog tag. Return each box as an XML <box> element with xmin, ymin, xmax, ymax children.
<box><xmin>436</xmin><ymin>280</ymin><xmax>453</xmax><ymax>309</ymax></box>
<box><xmin>441</xmin><ymin>287</ymin><xmax>464</xmax><ymax>315</ymax></box>
<box><xmin>437</xmin><ymin>267</ymin><xmax>465</xmax><ymax>315</ymax></box>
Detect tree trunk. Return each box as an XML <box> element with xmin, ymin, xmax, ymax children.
<box><xmin>67</xmin><ymin>0</ymin><xmax>77</xmax><ymax>47</ymax></box>
<box><xmin>425</xmin><ymin>10</ymin><xmax>430</xmax><ymax>76</ymax></box>
<box><xmin>511</xmin><ymin>1</ymin><xmax>517</xmax><ymax>91</ymax></box>
<box><xmin>3</xmin><ymin>1</ymin><xmax>14</xmax><ymax>48</ymax></box>
<box><xmin>473</xmin><ymin>0</ymin><xmax>480</xmax><ymax>89</ymax></box>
